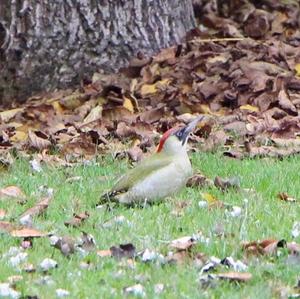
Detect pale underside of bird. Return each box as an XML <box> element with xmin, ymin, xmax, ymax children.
<box><xmin>100</xmin><ymin>116</ymin><xmax>203</xmax><ymax>205</ymax></box>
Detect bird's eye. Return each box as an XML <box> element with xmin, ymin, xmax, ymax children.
<box><xmin>176</xmin><ymin>130</ymin><xmax>182</xmax><ymax>138</ymax></box>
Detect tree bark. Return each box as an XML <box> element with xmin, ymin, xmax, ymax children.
<box><xmin>0</xmin><ymin>0</ymin><xmax>195</xmax><ymax>104</ymax></box>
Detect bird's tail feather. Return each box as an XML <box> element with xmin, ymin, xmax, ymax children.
<box><xmin>97</xmin><ymin>191</ymin><xmax>117</xmax><ymax>206</ymax></box>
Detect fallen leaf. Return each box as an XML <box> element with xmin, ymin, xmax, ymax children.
<box><xmin>166</xmin><ymin>251</ymin><xmax>191</xmax><ymax>265</ymax></box>
<box><xmin>278</xmin><ymin>89</ymin><xmax>297</xmax><ymax>115</ymax></box>
<box><xmin>0</xmin><ymin>108</ymin><xmax>23</xmax><ymax>122</ymax></box>
<box><xmin>139</xmin><ymin>107</ymin><xmax>165</xmax><ymax>124</ymax></box>
<box><xmin>140</xmin><ymin>79</ymin><xmax>170</xmax><ymax>96</ymax></box>
<box><xmin>214</xmin><ymin>176</ymin><xmax>240</xmax><ymax>191</ymax></box>
<box><xmin>127</xmin><ymin>145</ymin><xmax>143</xmax><ymax>162</ymax></box>
<box><xmin>217</xmin><ymin>272</ymin><xmax>252</xmax><ymax>282</ymax></box>
<box><xmin>110</xmin><ymin>243</ymin><xmax>136</xmax><ymax>259</ymax></box>
<box><xmin>20</xmin><ymin>197</ymin><xmax>52</xmax><ymax>219</ymax></box>
<box><xmin>11</xmin><ymin>228</ymin><xmax>47</xmax><ymax>238</ymax></box>
<box><xmin>242</xmin><ymin>239</ymin><xmax>288</xmax><ymax>256</ymax></box>
<box><xmin>295</xmin><ymin>63</ymin><xmax>300</xmax><ymax>77</ymax></box>
<box><xmin>78</xmin><ymin>232</ymin><xmax>96</xmax><ymax>251</ymax></box>
<box><xmin>240</xmin><ymin>104</ymin><xmax>259</xmax><ymax>112</ymax></box>
<box><xmin>83</xmin><ymin>105</ymin><xmax>102</xmax><ymax>124</ymax></box>
<box><xmin>96</xmin><ymin>249</ymin><xmax>112</xmax><ymax>257</ymax></box>
<box><xmin>186</xmin><ymin>174</ymin><xmax>213</xmax><ymax>188</ymax></box>
<box><xmin>278</xmin><ymin>192</ymin><xmax>297</xmax><ymax>202</ymax></box>
<box><xmin>123</xmin><ymin>97</ymin><xmax>134</xmax><ymax>113</ymax></box>
<box><xmin>28</xmin><ymin>130</ymin><xmax>52</xmax><ymax>150</ymax></box>
<box><xmin>0</xmin><ymin>221</ymin><xmax>14</xmax><ymax>232</ymax></box>
<box><xmin>200</xmin><ymin>192</ymin><xmax>224</xmax><ymax>209</ymax></box>
<box><xmin>0</xmin><ymin>186</ymin><xmax>25</xmax><ymax>199</ymax></box>
<box><xmin>64</xmin><ymin>211</ymin><xmax>89</xmax><ymax>227</ymax></box>
<box><xmin>201</xmin><ymin>192</ymin><xmax>218</xmax><ymax>204</ymax></box>
<box><xmin>59</xmin><ymin>92</ymin><xmax>89</xmax><ymax>110</ymax></box>
<box><xmin>169</xmin><ymin>236</ymin><xmax>196</xmax><ymax>251</ymax></box>
<box><xmin>51</xmin><ymin>235</ymin><xmax>75</xmax><ymax>256</ymax></box>
<box><xmin>10</xmin><ymin>130</ymin><xmax>28</xmax><ymax>143</ymax></box>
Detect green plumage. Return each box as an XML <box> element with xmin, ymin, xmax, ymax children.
<box><xmin>112</xmin><ymin>153</ymin><xmax>173</xmax><ymax>193</ymax></box>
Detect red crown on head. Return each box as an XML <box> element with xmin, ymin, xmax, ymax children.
<box><xmin>156</xmin><ymin>127</ymin><xmax>178</xmax><ymax>153</ymax></box>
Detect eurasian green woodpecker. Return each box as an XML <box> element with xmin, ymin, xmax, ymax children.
<box><xmin>101</xmin><ymin>116</ymin><xmax>203</xmax><ymax>205</ymax></box>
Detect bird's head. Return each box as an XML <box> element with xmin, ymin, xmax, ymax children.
<box><xmin>156</xmin><ymin>116</ymin><xmax>203</xmax><ymax>155</ymax></box>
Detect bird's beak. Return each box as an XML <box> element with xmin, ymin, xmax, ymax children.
<box><xmin>176</xmin><ymin>115</ymin><xmax>204</xmax><ymax>145</ymax></box>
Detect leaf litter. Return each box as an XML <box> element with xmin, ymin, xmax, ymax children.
<box><xmin>2</xmin><ymin>1</ymin><xmax>300</xmax><ymax>296</ymax></box>
<box><xmin>2</xmin><ymin>2</ymin><xmax>300</xmax><ymax>163</ymax></box>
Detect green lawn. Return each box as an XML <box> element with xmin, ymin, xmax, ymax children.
<box><xmin>0</xmin><ymin>153</ymin><xmax>300</xmax><ymax>298</ymax></box>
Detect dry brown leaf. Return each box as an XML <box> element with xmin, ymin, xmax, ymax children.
<box><xmin>110</xmin><ymin>243</ymin><xmax>136</xmax><ymax>259</ymax></box>
<box><xmin>278</xmin><ymin>192</ymin><xmax>297</xmax><ymax>202</ymax></box>
<box><xmin>11</xmin><ymin>228</ymin><xmax>48</xmax><ymax>238</ymax></box>
<box><xmin>140</xmin><ymin>79</ymin><xmax>170</xmax><ymax>96</ymax></box>
<box><xmin>10</xmin><ymin>130</ymin><xmax>28</xmax><ymax>143</ymax></box>
<box><xmin>169</xmin><ymin>236</ymin><xmax>196</xmax><ymax>251</ymax></box>
<box><xmin>96</xmin><ymin>249</ymin><xmax>112</xmax><ymax>257</ymax></box>
<box><xmin>20</xmin><ymin>197</ymin><xmax>52</xmax><ymax>219</ymax></box>
<box><xmin>242</xmin><ymin>239</ymin><xmax>286</xmax><ymax>256</ymax></box>
<box><xmin>59</xmin><ymin>92</ymin><xmax>89</xmax><ymax>110</ymax></box>
<box><xmin>0</xmin><ymin>186</ymin><xmax>25</xmax><ymax>199</ymax></box>
<box><xmin>214</xmin><ymin>176</ymin><xmax>240</xmax><ymax>191</ymax></box>
<box><xmin>102</xmin><ymin>106</ymin><xmax>135</xmax><ymax>122</ymax></box>
<box><xmin>0</xmin><ymin>221</ymin><xmax>15</xmax><ymax>232</ymax></box>
<box><xmin>278</xmin><ymin>89</ymin><xmax>297</xmax><ymax>115</ymax></box>
<box><xmin>123</xmin><ymin>97</ymin><xmax>135</xmax><ymax>113</ymax></box>
<box><xmin>166</xmin><ymin>251</ymin><xmax>190</xmax><ymax>265</ymax></box>
<box><xmin>217</xmin><ymin>272</ymin><xmax>252</xmax><ymax>282</ymax></box>
<box><xmin>186</xmin><ymin>174</ymin><xmax>213</xmax><ymax>188</ymax></box>
<box><xmin>153</xmin><ymin>46</ymin><xmax>176</xmax><ymax>63</ymax></box>
<box><xmin>139</xmin><ymin>107</ymin><xmax>165</xmax><ymax>124</ymax></box>
<box><xmin>28</xmin><ymin>130</ymin><xmax>52</xmax><ymax>150</ymax></box>
<box><xmin>64</xmin><ymin>212</ymin><xmax>89</xmax><ymax>227</ymax></box>
<box><xmin>240</xmin><ymin>104</ymin><xmax>259</xmax><ymax>112</ymax></box>
<box><xmin>127</xmin><ymin>145</ymin><xmax>143</xmax><ymax>162</ymax></box>
<box><xmin>83</xmin><ymin>105</ymin><xmax>102</xmax><ymax>124</ymax></box>
<box><xmin>52</xmin><ymin>236</ymin><xmax>75</xmax><ymax>256</ymax></box>
<box><xmin>0</xmin><ymin>108</ymin><xmax>23</xmax><ymax>123</ymax></box>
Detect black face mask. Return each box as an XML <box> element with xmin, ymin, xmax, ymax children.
<box><xmin>174</xmin><ymin>127</ymin><xmax>189</xmax><ymax>145</ymax></box>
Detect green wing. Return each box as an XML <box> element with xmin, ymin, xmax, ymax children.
<box><xmin>112</xmin><ymin>153</ymin><xmax>173</xmax><ymax>193</ymax></box>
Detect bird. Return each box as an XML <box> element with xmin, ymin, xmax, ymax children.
<box><xmin>100</xmin><ymin>116</ymin><xmax>203</xmax><ymax>205</ymax></box>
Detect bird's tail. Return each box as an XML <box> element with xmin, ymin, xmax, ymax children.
<box><xmin>97</xmin><ymin>191</ymin><xmax>117</xmax><ymax>206</ymax></box>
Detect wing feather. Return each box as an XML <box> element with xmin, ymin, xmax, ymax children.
<box><xmin>112</xmin><ymin>153</ymin><xmax>173</xmax><ymax>193</ymax></box>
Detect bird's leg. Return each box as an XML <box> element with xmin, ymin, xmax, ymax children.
<box><xmin>142</xmin><ymin>197</ymin><xmax>149</xmax><ymax>209</ymax></box>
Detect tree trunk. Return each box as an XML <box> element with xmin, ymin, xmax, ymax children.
<box><xmin>0</xmin><ymin>0</ymin><xmax>195</xmax><ymax>104</ymax></box>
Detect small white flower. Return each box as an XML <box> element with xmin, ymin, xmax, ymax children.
<box><xmin>9</xmin><ymin>252</ymin><xmax>28</xmax><ymax>267</ymax></box>
<box><xmin>40</xmin><ymin>258</ymin><xmax>57</xmax><ymax>271</ymax></box>
<box><xmin>56</xmin><ymin>289</ymin><xmax>70</xmax><ymax>297</ymax></box>
<box><xmin>292</xmin><ymin>222</ymin><xmax>300</xmax><ymax>238</ymax></box>
<box><xmin>198</xmin><ymin>201</ymin><xmax>208</xmax><ymax>208</ymax></box>
<box><xmin>124</xmin><ymin>284</ymin><xmax>145</xmax><ymax>297</ymax></box>
<box><xmin>228</xmin><ymin>206</ymin><xmax>242</xmax><ymax>218</ymax></box>
<box><xmin>0</xmin><ymin>283</ymin><xmax>20</xmax><ymax>298</ymax></box>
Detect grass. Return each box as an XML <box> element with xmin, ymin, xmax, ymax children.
<box><xmin>1</xmin><ymin>152</ymin><xmax>300</xmax><ymax>298</ymax></box>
